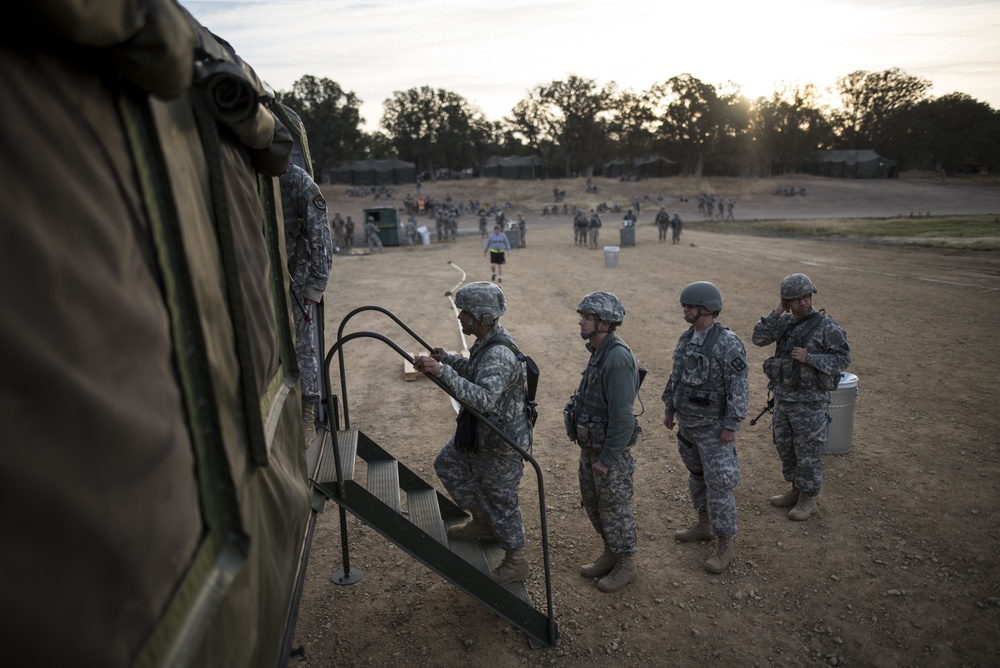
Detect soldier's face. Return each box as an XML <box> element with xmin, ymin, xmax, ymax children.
<box><xmin>578</xmin><ymin>313</ymin><xmax>605</xmax><ymax>339</ymax></box>
<box><xmin>787</xmin><ymin>294</ymin><xmax>812</xmax><ymax>318</ymax></box>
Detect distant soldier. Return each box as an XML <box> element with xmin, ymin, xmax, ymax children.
<box><xmin>479</xmin><ymin>210</ymin><xmax>488</xmax><ymax>236</ymax></box>
<box><xmin>405</xmin><ymin>215</ymin><xmax>417</xmax><ymax>249</ymax></box>
<box><xmin>365</xmin><ymin>216</ymin><xmax>383</xmax><ymax>253</ymax></box>
<box><xmin>517</xmin><ymin>213</ymin><xmax>527</xmax><ymax>248</ymax></box>
<box><xmin>447</xmin><ymin>209</ymin><xmax>458</xmax><ymax>242</ymax></box>
<box><xmin>331</xmin><ymin>211</ymin><xmax>345</xmax><ymax>251</ymax></box>
<box><xmin>574</xmin><ymin>210</ymin><xmax>589</xmax><ymax>246</ymax></box>
<box><xmin>655</xmin><ymin>206</ymin><xmax>670</xmax><ymax>242</ymax></box>
<box><xmin>726</xmin><ymin>198</ymin><xmax>735</xmax><ymax>221</ymax></box>
<box><xmin>344</xmin><ymin>215</ymin><xmax>355</xmax><ymax>250</ymax></box>
<box><xmin>671</xmin><ymin>214</ymin><xmax>683</xmax><ymax>244</ymax></box>
<box><xmin>588</xmin><ymin>210</ymin><xmax>602</xmax><ymax>250</ymax></box>
<box><xmin>717</xmin><ymin>199</ymin><xmax>725</xmax><ymax>219</ymax></box>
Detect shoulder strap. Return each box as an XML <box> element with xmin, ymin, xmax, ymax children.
<box><xmin>776</xmin><ymin>310</ymin><xmax>822</xmax><ymax>349</ymax></box>
<box><xmin>473</xmin><ymin>338</ymin><xmax>539</xmax><ymax>402</ymax></box>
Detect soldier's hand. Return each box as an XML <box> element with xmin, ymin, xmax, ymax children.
<box><xmin>592</xmin><ymin>460</ymin><xmax>609</xmax><ymax>476</ymax></box>
<box><xmin>791</xmin><ymin>347</ymin><xmax>808</xmax><ymax>363</ymax></box>
<box><xmin>720</xmin><ymin>428</ymin><xmax>736</xmax><ymax>443</ymax></box>
<box><xmin>412</xmin><ymin>355</ymin><xmax>442</xmax><ymax>377</ymax></box>
<box><xmin>430</xmin><ymin>347</ymin><xmax>447</xmax><ymax>361</ymax></box>
<box><xmin>663</xmin><ymin>414</ymin><xmax>675</xmax><ymax>430</ymax></box>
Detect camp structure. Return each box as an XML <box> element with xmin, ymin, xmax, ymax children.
<box><xmin>602</xmin><ymin>155</ymin><xmax>680</xmax><ymax>178</ymax></box>
<box><xmin>799</xmin><ymin>150</ymin><xmax>899</xmax><ymax>179</ymax></box>
<box><xmin>329</xmin><ymin>158</ymin><xmax>416</xmax><ymax>185</ymax></box>
<box><xmin>482</xmin><ymin>155</ymin><xmax>545</xmax><ymax>180</ymax></box>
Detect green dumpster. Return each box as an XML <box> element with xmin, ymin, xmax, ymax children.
<box><xmin>364</xmin><ymin>206</ymin><xmax>400</xmax><ymax>247</ymax></box>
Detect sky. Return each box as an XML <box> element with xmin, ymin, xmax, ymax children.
<box><xmin>180</xmin><ymin>0</ymin><xmax>1000</xmax><ymax>131</ymax></box>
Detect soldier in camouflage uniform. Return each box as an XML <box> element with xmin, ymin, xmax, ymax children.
<box><xmin>587</xmin><ymin>210</ymin><xmax>602</xmax><ymax>249</ymax></box>
<box><xmin>752</xmin><ymin>273</ymin><xmax>851</xmax><ymax>521</ymax></box>
<box><xmin>565</xmin><ymin>292</ymin><xmax>641</xmax><ymax>593</ymax></box>
<box><xmin>656</xmin><ymin>206</ymin><xmax>670</xmax><ymax>242</ymax></box>
<box><xmin>413</xmin><ymin>282</ymin><xmax>533</xmax><ymax>585</ymax></box>
<box><xmin>662</xmin><ymin>282</ymin><xmax>748</xmax><ymax>574</ymax></box>
<box><xmin>279</xmin><ymin>163</ymin><xmax>333</xmax><ymax>447</ymax></box>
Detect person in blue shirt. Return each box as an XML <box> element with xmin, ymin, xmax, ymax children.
<box><xmin>483</xmin><ymin>224</ymin><xmax>512</xmax><ymax>282</ymax></box>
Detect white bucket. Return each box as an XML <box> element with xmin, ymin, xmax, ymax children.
<box><xmin>604</xmin><ymin>246</ymin><xmax>620</xmax><ymax>268</ymax></box>
<box><xmin>823</xmin><ymin>372</ymin><xmax>858</xmax><ymax>455</ymax></box>
<box><xmin>416</xmin><ymin>226</ymin><xmax>430</xmax><ymax>245</ymax></box>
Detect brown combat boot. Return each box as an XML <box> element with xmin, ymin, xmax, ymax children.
<box><xmin>302</xmin><ymin>402</ymin><xmax>317</xmax><ymax>449</ymax></box>
<box><xmin>770</xmin><ymin>485</ymin><xmax>800</xmax><ymax>508</ymax></box>
<box><xmin>491</xmin><ymin>549</ymin><xmax>529</xmax><ymax>585</ymax></box>
<box><xmin>580</xmin><ymin>544</ymin><xmax>617</xmax><ymax>579</ymax></box>
<box><xmin>447</xmin><ymin>505</ymin><xmax>496</xmax><ymax>541</ymax></box>
<box><xmin>597</xmin><ymin>554</ymin><xmax>636</xmax><ymax>593</ymax></box>
<box><xmin>674</xmin><ymin>512</ymin><xmax>713</xmax><ymax>543</ymax></box>
<box><xmin>705</xmin><ymin>535</ymin><xmax>735</xmax><ymax>574</ymax></box>
<box><xmin>788</xmin><ymin>493</ymin><xmax>818</xmax><ymax>521</ymax></box>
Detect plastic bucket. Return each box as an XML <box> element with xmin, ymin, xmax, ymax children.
<box><xmin>604</xmin><ymin>246</ymin><xmax>620</xmax><ymax>268</ymax></box>
<box><xmin>823</xmin><ymin>372</ymin><xmax>858</xmax><ymax>454</ymax></box>
<box><xmin>417</xmin><ymin>226</ymin><xmax>430</xmax><ymax>245</ymax></box>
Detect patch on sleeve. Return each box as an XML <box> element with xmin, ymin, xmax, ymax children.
<box><xmin>729</xmin><ymin>357</ymin><xmax>747</xmax><ymax>372</ymax></box>
<box><xmin>312</xmin><ymin>195</ymin><xmax>327</xmax><ymax>211</ymax></box>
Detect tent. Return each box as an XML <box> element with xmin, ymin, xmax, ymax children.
<box><xmin>800</xmin><ymin>150</ymin><xmax>899</xmax><ymax>179</ymax></box>
<box><xmin>602</xmin><ymin>155</ymin><xmax>680</xmax><ymax>178</ymax></box>
<box><xmin>482</xmin><ymin>155</ymin><xmax>544</xmax><ymax>180</ymax></box>
<box><xmin>330</xmin><ymin>158</ymin><xmax>416</xmax><ymax>185</ymax></box>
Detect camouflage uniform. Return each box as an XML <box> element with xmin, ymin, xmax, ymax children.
<box><xmin>404</xmin><ymin>216</ymin><xmax>417</xmax><ymax>248</ymax></box>
<box><xmin>752</xmin><ymin>295</ymin><xmax>851</xmax><ymax>497</ymax></box>
<box><xmin>588</xmin><ymin>212</ymin><xmax>602</xmax><ymax>249</ymax></box>
<box><xmin>662</xmin><ymin>323</ymin><xmax>749</xmax><ymax>537</ymax></box>
<box><xmin>656</xmin><ymin>208</ymin><xmax>670</xmax><ymax>242</ymax></box>
<box><xmin>433</xmin><ymin>323</ymin><xmax>531</xmax><ymax>551</ymax></box>
<box><xmin>279</xmin><ymin>164</ymin><xmax>332</xmax><ymax>402</ymax></box>
<box><xmin>567</xmin><ymin>330</ymin><xmax>641</xmax><ymax>555</ymax></box>
<box><xmin>365</xmin><ymin>218</ymin><xmax>383</xmax><ymax>252</ymax></box>
<box><xmin>343</xmin><ymin>216</ymin><xmax>355</xmax><ymax>250</ymax></box>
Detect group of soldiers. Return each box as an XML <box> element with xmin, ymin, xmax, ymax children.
<box><xmin>654</xmin><ymin>206</ymin><xmax>684</xmax><ymax>243</ymax></box>
<box><xmin>329</xmin><ymin>211</ymin><xmax>356</xmax><ymax>251</ymax></box>
<box><xmin>573</xmin><ymin>209</ymin><xmax>604</xmax><ymax>248</ymax></box>
<box><xmin>696</xmin><ymin>193</ymin><xmax>737</xmax><ymax>220</ymax></box>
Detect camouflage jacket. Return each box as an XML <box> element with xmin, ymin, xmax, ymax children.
<box><xmin>662</xmin><ymin>323</ymin><xmax>749</xmax><ymax>431</ymax></box>
<box><xmin>279</xmin><ymin>164</ymin><xmax>332</xmax><ymax>302</ymax></box>
<box><xmin>439</xmin><ymin>324</ymin><xmax>531</xmax><ymax>455</ymax></box>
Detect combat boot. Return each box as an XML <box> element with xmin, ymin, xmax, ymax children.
<box><xmin>447</xmin><ymin>505</ymin><xmax>496</xmax><ymax>541</ymax></box>
<box><xmin>705</xmin><ymin>535</ymin><xmax>735</xmax><ymax>574</ymax></box>
<box><xmin>597</xmin><ymin>554</ymin><xmax>636</xmax><ymax>593</ymax></box>
<box><xmin>302</xmin><ymin>402</ymin><xmax>317</xmax><ymax>449</ymax></box>
<box><xmin>674</xmin><ymin>511</ymin><xmax>713</xmax><ymax>543</ymax></box>
<box><xmin>580</xmin><ymin>544</ymin><xmax>617</xmax><ymax>579</ymax></box>
<box><xmin>770</xmin><ymin>485</ymin><xmax>800</xmax><ymax>508</ymax></box>
<box><xmin>788</xmin><ymin>493</ymin><xmax>818</xmax><ymax>521</ymax></box>
<box><xmin>491</xmin><ymin>549</ymin><xmax>529</xmax><ymax>585</ymax></box>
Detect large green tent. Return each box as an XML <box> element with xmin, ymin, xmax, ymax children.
<box><xmin>482</xmin><ymin>155</ymin><xmax>545</xmax><ymax>179</ymax></box>
<box><xmin>330</xmin><ymin>158</ymin><xmax>416</xmax><ymax>185</ymax></box>
<box><xmin>800</xmin><ymin>150</ymin><xmax>899</xmax><ymax>178</ymax></box>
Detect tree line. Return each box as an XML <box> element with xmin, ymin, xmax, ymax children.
<box><xmin>275</xmin><ymin>68</ymin><xmax>1000</xmax><ymax>181</ymax></box>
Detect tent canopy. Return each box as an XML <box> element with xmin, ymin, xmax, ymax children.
<box><xmin>482</xmin><ymin>155</ymin><xmax>544</xmax><ymax>180</ymax></box>
<box><xmin>800</xmin><ymin>150</ymin><xmax>898</xmax><ymax>179</ymax></box>
<box><xmin>330</xmin><ymin>158</ymin><xmax>416</xmax><ymax>185</ymax></box>
<box><xmin>602</xmin><ymin>155</ymin><xmax>679</xmax><ymax>178</ymax></box>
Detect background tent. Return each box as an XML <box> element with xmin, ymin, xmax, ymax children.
<box><xmin>482</xmin><ymin>155</ymin><xmax>544</xmax><ymax>180</ymax></box>
<box><xmin>800</xmin><ymin>150</ymin><xmax>899</xmax><ymax>179</ymax></box>
<box><xmin>330</xmin><ymin>158</ymin><xmax>416</xmax><ymax>185</ymax></box>
<box><xmin>602</xmin><ymin>155</ymin><xmax>680</xmax><ymax>178</ymax></box>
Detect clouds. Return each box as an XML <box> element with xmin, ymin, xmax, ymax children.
<box><xmin>181</xmin><ymin>0</ymin><xmax>1000</xmax><ymax>129</ymax></box>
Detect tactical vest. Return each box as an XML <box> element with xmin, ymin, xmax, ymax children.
<box><xmin>464</xmin><ymin>332</ymin><xmax>533</xmax><ymax>450</ymax></box>
<box><xmin>670</xmin><ymin>323</ymin><xmax>728</xmax><ymax>419</ymax></box>
<box><xmin>571</xmin><ymin>335</ymin><xmax>638</xmax><ymax>448</ymax></box>
<box><xmin>763</xmin><ymin>311</ymin><xmax>838</xmax><ymax>391</ymax></box>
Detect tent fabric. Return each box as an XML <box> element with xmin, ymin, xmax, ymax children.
<box><xmin>0</xmin><ymin>4</ymin><xmax>311</xmax><ymax>667</ymax></box>
<box><xmin>330</xmin><ymin>158</ymin><xmax>416</xmax><ymax>185</ymax></box>
<box><xmin>800</xmin><ymin>150</ymin><xmax>899</xmax><ymax>179</ymax></box>
<box><xmin>602</xmin><ymin>155</ymin><xmax>680</xmax><ymax>178</ymax></box>
<box><xmin>483</xmin><ymin>155</ymin><xmax>543</xmax><ymax>180</ymax></box>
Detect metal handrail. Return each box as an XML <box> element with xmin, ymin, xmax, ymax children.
<box><xmin>320</xmin><ymin>314</ymin><xmax>557</xmax><ymax>645</ymax></box>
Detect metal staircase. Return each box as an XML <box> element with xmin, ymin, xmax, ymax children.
<box><xmin>309</xmin><ymin>306</ymin><xmax>558</xmax><ymax>648</ymax></box>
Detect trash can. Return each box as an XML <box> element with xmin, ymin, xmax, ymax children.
<box><xmin>416</xmin><ymin>226</ymin><xmax>430</xmax><ymax>245</ymax></box>
<box><xmin>505</xmin><ymin>228</ymin><xmax>520</xmax><ymax>249</ymax></box>
<box><xmin>603</xmin><ymin>246</ymin><xmax>620</xmax><ymax>268</ymax></box>
<box><xmin>620</xmin><ymin>226</ymin><xmax>635</xmax><ymax>247</ymax></box>
<box><xmin>823</xmin><ymin>372</ymin><xmax>858</xmax><ymax>454</ymax></box>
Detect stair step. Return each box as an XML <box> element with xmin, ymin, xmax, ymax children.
<box><xmin>367</xmin><ymin>459</ymin><xmax>401</xmax><ymax>512</ymax></box>
<box><xmin>314</xmin><ymin>429</ymin><xmax>357</xmax><ymax>485</ymax></box>
<box><xmin>405</xmin><ymin>489</ymin><xmax>447</xmax><ymax>545</ymax></box>
<box><xmin>444</xmin><ymin>519</ymin><xmax>532</xmax><ymax>606</ymax></box>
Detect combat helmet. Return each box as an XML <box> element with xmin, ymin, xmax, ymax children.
<box><xmin>780</xmin><ymin>273</ymin><xmax>817</xmax><ymax>300</ymax></box>
<box><xmin>577</xmin><ymin>291</ymin><xmax>625</xmax><ymax>325</ymax></box>
<box><xmin>455</xmin><ymin>281</ymin><xmax>506</xmax><ymax>324</ymax></box>
<box><xmin>679</xmin><ymin>281</ymin><xmax>723</xmax><ymax>314</ymax></box>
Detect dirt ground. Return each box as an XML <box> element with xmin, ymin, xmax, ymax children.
<box><xmin>292</xmin><ymin>174</ymin><xmax>1000</xmax><ymax>667</ymax></box>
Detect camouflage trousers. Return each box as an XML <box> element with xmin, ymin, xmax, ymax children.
<box><xmin>589</xmin><ymin>229</ymin><xmax>600</xmax><ymax>248</ymax></box>
<box><xmin>676</xmin><ymin>423</ymin><xmax>740</xmax><ymax>537</ymax></box>
<box><xmin>292</xmin><ymin>297</ymin><xmax>319</xmax><ymax>401</ymax></box>
<box><xmin>772</xmin><ymin>399</ymin><xmax>828</xmax><ymax>496</ymax></box>
<box><xmin>434</xmin><ymin>437</ymin><xmax>526</xmax><ymax>551</ymax></box>
<box><xmin>578</xmin><ymin>447</ymin><xmax>637</xmax><ymax>555</ymax></box>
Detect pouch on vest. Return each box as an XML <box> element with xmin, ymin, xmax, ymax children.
<box><xmin>454</xmin><ymin>408</ymin><xmax>477</xmax><ymax>453</ymax></box>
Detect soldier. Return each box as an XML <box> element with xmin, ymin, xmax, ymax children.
<box><xmin>566</xmin><ymin>292</ymin><xmax>641</xmax><ymax>593</ymax></box>
<box><xmin>479</xmin><ymin>210</ymin><xmax>488</xmax><ymax>236</ymax></box>
<box><xmin>588</xmin><ymin>209</ymin><xmax>602</xmax><ymax>249</ymax></box>
<box><xmin>655</xmin><ymin>206</ymin><xmax>670</xmax><ymax>242</ymax></box>
<box><xmin>344</xmin><ymin>215</ymin><xmax>355</xmax><ymax>250</ymax></box>
<box><xmin>517</xmin><ymin>213</ymin><xmax>527</xmax><ymax>248</ymax></box>
<box><xmin>671</xmin><ymin>214</ymin><xmax>683</xmax><ymax>244</ymax></box>
<box><xmin>404</xmin><ymin>214</ymin><xmax>417</xmax><ymax>249</ymax></box>
<box><xmin>573</xmin><ymin>210</ymin><xmax>588</xmax><ymax>246</ymax></box>
<box><xmin>279</xmin><ymin>163</ymin><xmax>333</xmax><ymax>447</ymax></box>
<box><xmin>726</xmin><ymin>198</ymin><xmax>735</xmax><ymax>221</ymax></box>
<box><xmin>331</xmin><ymin>211</ymin><xmax>345</xmax><ymax>251</ymax></box>
<box><xmin>365</xmin><ymin>216</ymin><xmax>383</xmax><ymax>253</ymax></box>
<box><xmin>413</xmin><ymin>283</ymin><xmax>533</xmax><ymax>584</ymax></box>
<box><xmin>662</xmin><ymin>282</ymin><xmax>748</xmax><ymax>573</ymax></box>
<box><xmin>752</xmin><ymin>274</ymin><xmax>851</xmax><ymax>521</ymax></box>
